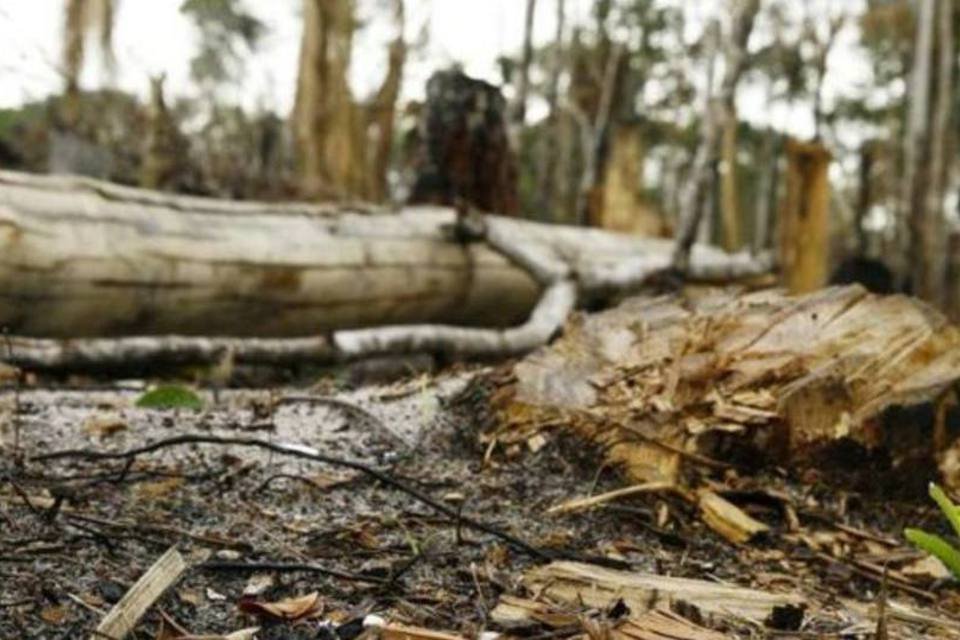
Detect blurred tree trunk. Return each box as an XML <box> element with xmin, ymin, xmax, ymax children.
<box><xmin>901</xmin><ymin>0</ymin><xmax>940</xmax><ymax>303</ymax></box>
<box><xmin>293</xmin><ymin>0</ymin><xmax>365</xmax><ymax>200</ymax></box>
<box><xmin>854</xmin><ymin>141</ymin><xmax>876</xmax><ymax>256</ymax></box>
<box><xmin>753</xmin><ymin>129</ymin><xmax>780</xmax><ymax>254</ymax></box>
<box><xmin>929</xmin><ymin>0</ymin><xmax>955</xmax><ymax>308</ymax></box>
<box><xmin>368</xmin><ymin>0</ymin><xmax>406</xmax><ymax>202</ymax></box>
<box><xmin>511</xmin><ymin>0</ymin><xmax>538</xmax><ymax>130</ymax></box>
<box><xmin>293</xmin><ymin>0</ymin><xmax>405</xmax><ymax>203</ymax></box>
<box><xmin>62</xmin><ymin>0</ymin><xmax>115</xmax><ymax>124</ymax></box>
<box><xmin>596</xmin><ymin>123</ymin><xmax>665</xmax><ymax>236</ymax></box>
<box><xmin>140</xmin><ymin>75</ymin><xmax>183</xmax><ymax>191</ymax></box>
<box><xmin>719</xmin><ymin>111</ymin><xmax>741</xmax><ymax>250</ymax></box>
<box><xmin>534</xmin><ymin>0</ymin><xmax>566</xmax><ymax>220</ymax></box>
<box><xmin>673</xmin><ymin>0</ymin><xmax>760</xmax><ymax>271</ymax></box>
<box><xmin>575</xmin><ymin>44</ymin><xmax>623</xmax><ymax>226</ymax></box>
<box><xmin>779</xmin><ymin>139</ymin><xmax>831</xmax><ymax>294</ymax></box>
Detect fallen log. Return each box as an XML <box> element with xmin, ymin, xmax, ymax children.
<box><xmin>0</xmin><ymin>170</ymin><xmax>771</xmax><ymax>369</ymax></box>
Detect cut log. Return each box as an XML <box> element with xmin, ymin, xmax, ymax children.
<box><xmin>0</xmin><ymin>170</ymin><xmax>771</xmax><ymax>341</ymax></box>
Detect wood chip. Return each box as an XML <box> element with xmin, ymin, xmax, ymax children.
<box><xmin>546</xmin><ymin>481</ymin><xmax>675</xmax><ymax>515</ymax></box>
<box><xmin>521</xmin><ymin>561</ymin><xmax>803</xmax><ymax>625</ymax></box>
<box><xmin>93</xmin><ymin>547</ymin><xmax>187</xmax><ymax>640</ymax></box>
<box><xmin>697</xmin><ymin>489</ymin><xmax>769</xmax><ymax>544</ymax></box>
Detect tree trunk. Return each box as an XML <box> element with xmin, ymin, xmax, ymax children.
<box><xmin>511</xmin><ymin>0</ymin><xmax>538</xmax><ymax>130</ymax></box>
<box><xmin>0</xmin><ymin>170</ymin><xmax>771</xmax><ymax>341</ymax></box>
<box><xmin>779</xmin><ymin>139</ymin><xmax>832</xmax><ymax>294</ymax></box>
<box><xmin>534</xmin><ymin>0</ymin><xmax>566</xmax><ymax>221</ymax></box>
<box><xmin>719</xmin><ymin>108</ymin><xmax>741</xmax><ymax>251</ymax></box>
<box><xmin>367</xmin><ymin>0</ymin><xmax>406</xmax><ymax>203</ymax></box>
<box><xmin>673</xmin><ymin>0</ymin><xmax>760</xmax><ymax>272</ymax></box>
<box><xmin>596</xmin><ymin>124</ymin><xmax>664</xmax><ymax>236</ymax></box>
<box><xmin>292</xmin><ymin>0</ymin><xmax>365</xmax><ymax>200</ymax></box>
<box><xmin>753</xmin><ymin>129</ymin><xmax>780</xmax><ymax>254</ymax></box>
<box><xmin>929</xmin><ymin>0</ymin><xmax>955</xmax><ymax>303</ymax></box>
<box><xmin>902</xmin><ymin>0</ymin><xmax>940</xmax><ymax>303</ymax></box>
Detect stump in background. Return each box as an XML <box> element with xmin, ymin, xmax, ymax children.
<box><xmin>409</xmin><ymin>70</ymin><xmax>519</xmax><ymax>215</ymax></box>
<box><xmin>779</xmin><ymin>139</ymin><xmax>831</xmax><ymax>294</ymax></box>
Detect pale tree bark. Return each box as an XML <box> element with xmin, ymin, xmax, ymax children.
<box><xmin>929</xmin><ymin>0</ymin><xmax>954</xmax><ymax>307</ymax></box>
<box><xmin>293</xmin><ymin>0</ymin><xmax>365</xmax><ymax>200</ymax></box>
<box><xmin>511</xmin><ymin>0</ymin><xmax>539</xmax><ymax>130</ymax></box>
<box><xmin>0</xmin><ymin>170</ymin><xmax>772</xmax><ymax>370</ymax></box>
<box><xmin>673</xmin><ymin>0</ymin><xmax>761</xmax><ymax>272</ymax></box>
<box><xmin>368</xmin><ymin>0</ymin><xmax>406</xmax><ymax>202</ymax></box>
<box><xmin>752</xmin><ymin>128</ymin><xmax>780</xmax><ymax>254</ymax></box>
<box><xmin>574</xmin><ymin>44</ymin><xmax>624</xmax><ymax>226</ymax></box>
<box><xmin>534</xmin><ymin>0</ymin><xmax>566</xmax><ymax>220</ymax></box>
<box><xmin>902</xmin><ymin>0</ymin><xmax>941</xmax><ymax>304</ymax></box>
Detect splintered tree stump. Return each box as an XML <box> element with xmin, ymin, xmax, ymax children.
<box><xmin>409</xmin><ymin>70</ymin><xmax>519</xmax><ymax>215</ymax></box>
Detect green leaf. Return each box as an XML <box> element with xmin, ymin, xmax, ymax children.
<box><xmin>136</xmin><ymin>385</ymin><xmax>204</xmax><ymax>411</ymax></box>
<box><xmin>929</xmin><ymin>483</ymin><xmax>960</xmax><ymax>540</ymax></box>
<box><xmin>904</xmin><ymin>528</ymin><xmax>960</xmax><ymax>579</ymax></box>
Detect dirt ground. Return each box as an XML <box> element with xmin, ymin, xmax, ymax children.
<box><xmin>2</xmin><ymin>368</ymin><xmax>960</xmax><ymax>639</ymax></box>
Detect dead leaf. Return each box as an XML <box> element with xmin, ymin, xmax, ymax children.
<box><xmin>40</xmin><ymin>605</ymin><xmax>68</xmax><ymax>625</ymax></box>
<box><xmin>83</xmin><ymin>414</ymin><xmax>128</xmax><ymax>438</ymax></box>
<box><xmin>900</xmin><ymin>555</ymin><xmax>952</xmax><ymax>580</ymax></box>
<box><xmin>238</xmin><ymin>591</ymin><xmax>323</xmax><ymax>621</ymax></box>
<box><xmin>137</xmin><ymin>477</ymin><xmax>184</xmax><ymax>500</ymax></box>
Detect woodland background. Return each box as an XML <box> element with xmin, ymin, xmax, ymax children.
<box><xmin>0</xmin><ymin>0</ymin><xmax>957</xmax><ymax>312</ymax></box>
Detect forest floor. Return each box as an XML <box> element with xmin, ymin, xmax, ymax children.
<box><xmin>2</xmin><ymin>365</ymin><xmax>960</xmax><ymax>639</ymax></box>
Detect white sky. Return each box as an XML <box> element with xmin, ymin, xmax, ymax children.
<box><xmin>0</xmin><ymin>0</ymin><xmax>872</xmax><ymax>142</ymax></box>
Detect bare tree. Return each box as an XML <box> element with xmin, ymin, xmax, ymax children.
<box><xmin>901</xmin><ymin>0</ymin><xmax>940</xmax><ymax>303</ymax></box>
<box><xmin>511</xmin><ymin>0</ymin><xmax>539</xmax><ymax>130</ymax></box>
<box><xmin>673</xmin><ymin>0</ymin><xmax>761</xmax><ymax>271</ymax></box>
<box><xmin>534</xmin><ymin>0</ymin><xmax>566</xmax><ymax>219</ymax></box>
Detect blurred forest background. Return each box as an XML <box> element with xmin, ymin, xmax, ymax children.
<box><xmin>0</xmin><ymin>0</ymin><xmax>957</xmax><ymax>315</ymax></box>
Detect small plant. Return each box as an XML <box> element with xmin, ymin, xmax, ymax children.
<box><xmin>136</xmin><ymin>384</ymin><xmax>204</xmax><ymax>411</ymax></box>
<box><xmin>904</xmin><ymin>483</ymin><xmax>960</xmax><ymax>579</ymax></box>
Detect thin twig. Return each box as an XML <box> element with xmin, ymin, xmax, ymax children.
<box><xmin>198</xmin><ymin>560</ymin><xmax>387</xmax><ymax>585</ymax></box>
<box><xmin>33</xmin><ymin>434</ymin><xmax>555</xmax><ymax>562</ymax></box>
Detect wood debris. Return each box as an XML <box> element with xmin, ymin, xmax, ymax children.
<box><xmin>93</xmin><ymin>547</ymin><xmax>187</xmax><ymax>640</ymax></box>
<box><xmin>490</xmin><ymin>286</ymin><xmax>960</xmax><ymax>490</ymax></box>
<box><xmin>518</xmin><ymin>561</ymin><xmax>804</xmax><ymax>625</ymax></box>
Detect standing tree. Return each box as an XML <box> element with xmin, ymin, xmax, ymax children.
<box><xmin>510</xmin><ymin>0</ymin><xmax>539</xmax><ymax>131</ymax></box>
<box><xmin>673</xmin><ymin>0</ymin><xmax>761</xmax><ymax>272</ymax></box>
<box><xmin>62</xmin><ymin>0</ymin><xmax>116</xmax><ymax>123</ymax></box>
<box><xmin>901</xmin><ymin>0</ymin><xmax>942</xmax><ymax>304</ymax></box>
<box><xmin>292</xmin><ymin>0</ymin><xmax>406</xmax><ymax>201</ymax></box>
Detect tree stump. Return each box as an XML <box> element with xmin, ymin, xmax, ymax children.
<box><xmin>409</xmin><ymin>70</ymin><xmax>519</xmax><ymax>215</ymax></box>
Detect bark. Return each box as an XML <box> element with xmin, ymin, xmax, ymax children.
<box><xmin>928</xmin><ymin>0</ymin><xmax>955</xmax><ymax>302</ymax></box>
<box><xmin>0</xmin><ymin>170</ymin><xmax>772</xmax><ymax>368</ymax></box>
<box><xmin>293</xmin><ymin>0</ymin><xmax>364</xmax><ymax>199</ymax></box>
<box><xmin>779</xmin><ymin>139</ymin><xmax>831</xmax><ymax>294</ymax></box>
<box><xmin>672</xmin><ymin>1</ymin><xmax>760</xmax><ymax>272</ymax></box>
<box><xmin>575</xmin><ymin>44</ymin><xmax>624</xmax><ymax>226</ymax></box>
<box><xmin>595</xmin><ymin>124</ymin><xmax>665</xmax><ymax>236</ymax></box>
<box><xmin>902</xmin><ymin>0</ymin><xmax>939</xmax><ymax>303</ymax></box>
